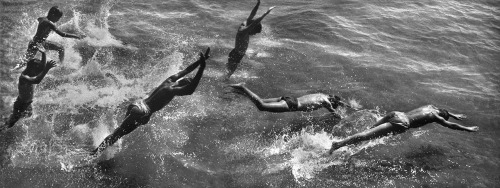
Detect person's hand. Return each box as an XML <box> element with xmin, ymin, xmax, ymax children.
<box><xmin>267</xmin><ymin>6</ymin><xmax>275</xmax><ymax>13</ymax></box>
<box><xmin>46</xmin><ymin>60</ymin><xmax>58</xmax><ymax>69</ymax></box>
<box><xmin>468</xmin><ymin>126</ymin><xmax>479</xmax><ymax>132</ymax></box>
<box><xmin>454</xmin><ymin>114</ymin><xmax>467</xmax><ymax>120</ymax></box>
<box><xmin>199</xmin><ymin>47</ymin><xmax>211</xmax><ymax>61</ymax></box>
<box><xmin>203</xmin><ymin>47</ymin><xmax>210</xmax><ymax>60</ymax></box>
<box><xmin>35</xmin><ymin>44</ymin><xmax>46</xmax><ymax>53</ymax></box>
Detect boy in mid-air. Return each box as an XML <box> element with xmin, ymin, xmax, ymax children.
<box><xmin>229</xmin><ymin>83</ymin><xmax>353</xmax><ymax>118</ymax></box>
<box><xmin>328</xmin><ymin>105</ymin><xmax>479</xmax><ymax>154</ymax></box>
<box><xmin>2</xmin><ymin>47</ymin><xmax>57</xmax><ymax>131</ymax></box>
<box><xmin>91</xmin><ymin>48</ymin><xmax>211</xmax><ymax>156</ymax></box>
<box><xmin>226</xmin><ymin>0</ymin><xmax>275</xmax><ymax>79</ymax></box>
<box><xmin>14</xmin><ymin>6</ymin><xmax>83</xmax><ymax>70</ymax></box>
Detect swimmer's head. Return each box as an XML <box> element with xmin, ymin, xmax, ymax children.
<box><xmin>175</xmin><ymin>77</ymin><xmax>192</xmax><ymax>87</ymax></box>
<box><xmin>25</xmin><ymin>59</ymin><xmax>44</xmax><ymax>72</ymax></box>
<box><xmin>328</xmin><ymin>95</ymin><xmax>342</xmax><ymax>108</ymax></box>
<box><xmin>437</xmin><ymin>108</ymin><xmax>450</xmax><ymax>120</ymax></box>
<box><xmin>48</xmin><ymin>6</ymin><xmax>63</xmax><ymax>22</ymax></box>
<box><xmin>247</xmin><ymin>20</ymin><xmax>262</xmax><ymax>35</ymax></box>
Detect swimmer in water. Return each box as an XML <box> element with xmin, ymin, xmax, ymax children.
<box><xmin>328</xmin><ymin>105</ymin><xmax>479</xmax><ymax>154</ymax></box>
<box><xmin>229</xmin><ymin>83</ymin><xmax>353</xmax><ymax>118</ymax></box>
<box><xmin>2</xmin><ymin>46</ymin><xmax>57</xmax><ymax>131</ymax></box>
<box><xmin>90</xmin><ymin>48</ymin><xmax>210</xmax><ymax>156</ymax></box>
<box><xmin>14</xmin><ymin>6</ymin><xmax>84</xmax><ymax>70</ymax></box>
<box><xmin>225</xmin><ymin>0</ymin><xmax>275</xmax><ymax>79</ymax></box>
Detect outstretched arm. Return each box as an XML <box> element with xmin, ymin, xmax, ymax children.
<box><xmin>162</xmin><ymin>52</ymin><xmax>208</xmax><ymax>84</ymax></box>
<box><xmin>241</xmin><ymin>6</ymin><xmax>275</xmax><ymax>33</ymax></box>
<box><xmin>247</xmin><ymin>0</ymin><xmax>261</xmax><ymax>22</ymax></box>
<box><xmin>49</xmin><ymin>22</ymin><xmax>83</xmax><ymax>39</ymax></box>
<box><xmin>173</xmin><ymin>48</ymin><xmax>210</xmax><ymax>95</ymax></box>
<box><xmin>20</xmin><ymin>50</ymin><xmax>57</xmax><ymax>84</ymax></box>
<box><xmin>435</xmin><ymin>116</ymin><xmax>479</xmax><ymax>132</ymax></box>
<box><xmin>449</xmin><ymin>112</ymin><xmax>467</xmax><ymax>120</ymax></box>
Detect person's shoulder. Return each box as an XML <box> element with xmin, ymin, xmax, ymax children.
<box><xmin>19</xmin><ymin>71</ymin><xmax>29</xmax><ymax>80</ymax></box>
<box><xmin>38</xmin><ymin>17</ymin><xmax>55</xmax><ymax>26</ymax></box>
<box><xmin>37</xmin><ymin>17</ymin><xmax>48</xmax><ymax>23</ymax></box>
<box><xmin>302</xmin><ymin>93</ymin><xmax>327</xmax><ymax>100</ymax></box>
<box><xmin>314</xmin><ymin>93</ymin><xmax>329</xmax><ymax>98</ymax></box>
<box><xmin>422</xmin><ymin>104</ymin><xmax>439</xmax><ymax>110</ymax></box>
<box><xmin>237</xmin><ymin>22</ymin><xmax>249</xmax><ymax>31</ymax></box>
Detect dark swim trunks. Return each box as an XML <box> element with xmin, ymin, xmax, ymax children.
<box><xmin>386</xmin><ymin>111</ymin><xmax>410</xmax><ymax>129</ymax></box>
<box><xmin>19</xmin><ymin>39</ymin><xmax>63</xmax><ymax>69</ymax></box>
<box><xmin>228</xmin><ymin>49</ymin><xmax>245</xmax><ymax>64</ymax></box>
<box><xmin>26</xmin><ymin>40</ymin><xmax>42</xmax><ymax>59</ymax></box>
<box><xmin>280</xmin><ymin>96</ymin><xmax>299</xmax><ymax>111</ymax></box>
<box><xmin>126</xmin><ymin>100</ymin><xmax>152</xmax><ymax>125</ymax></box>
<box><xmin>6</xmin><ymin>97</ymin><xmax>33</xmax><ymax>127</ymax></box>
<box><xmin>13</xmin><ymin>97</ymin><xmax>33</xmax><ymax>118</ymax></box>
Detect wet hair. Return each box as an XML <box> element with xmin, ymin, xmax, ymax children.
<box><xmin>48</xmin><ymin>6</ymin><xmax>63</xmax><ymax>20</ymax></box>
<box><xmin>437</xmin><ymin>108</ymin><xmax>450</xmax><ymax>120</ymax></box>
<box><xmin>247</xmin><ymin>20</ymin><xmax>262</xmax><ymax>35</ymax></box>
<box><xmin>25</xmin><ymin>59</ymin><xmax>42</xmax><ymax>72</ymax></box>
<box><xmin>176</xmin><ymin>77</ymin><xmax>192</xmax><ymax>86</ymax></box>
<box><xmin>328</xmin><ymin>95</ymin><xmax>342</xmax><ymax>108</ymax></box>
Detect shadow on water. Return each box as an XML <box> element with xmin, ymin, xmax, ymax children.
<box><xmin>0</xmin><ymin>128</ymin><xmax>25</xmax><ymax>166</ymax></box>
<box><xmin>311</xmin><ymin>143</ymin><xmax>458</xmax><ymax>187</ymax></box>
<box><xmin>89</xmin><ymin>151</ymin><xmax>227</xmax><ymax>188</ymax></box>
<box><xmin>288</xmin><ymin>114</ymin><xmax>342</xmax><ymax>134</ymax></box>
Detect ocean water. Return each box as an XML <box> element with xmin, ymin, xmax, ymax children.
<box><xmin>0</xmin><ymin>0</ymin><xmax>499</xmax><ymax>187</ymax></box>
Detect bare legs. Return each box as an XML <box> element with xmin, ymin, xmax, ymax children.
<box><xmin>229</xmin><ymin>83</ymin><xmax>290</xmax><ymax>112</ymax></box>
<box><xmin>44</xmin><ymin>41</ymin><xmax>65</xmax><ymax>63</ymax></box>
<box><xmin>226</xmin><ymin>49</ymin><xmax>245</xmax><ymax>79</ymax></box>
<box><xmin>23</xmin><ymin>41</ymin><xmax>65</xmax><ymax>67</ymax></box>
<box><xmin>91</xmin><ymin>108</ymin><xmax>143</xmax><ymax>155</ymax></box>
<box><xmin>328</xmin><ymin>117</ymin><xmax>406</xmax><ymax>154</ymax></box>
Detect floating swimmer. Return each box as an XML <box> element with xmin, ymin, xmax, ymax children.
<box><xmin>328</xmin><ymin>105</ymin><xmax>479</xmax><ymax>154</ymax></box>
<box><xmin>13</xmin><ymin>6</ymin><xmax>84</xmax><ymax>70</ymax></box>
<box><xmin>228</xmin><ymin>83</ymin><xmax>353</xmax><ymax>118</ymax></box>
<box><xmin>2</xmin><ymin>47</ymin><xmax>57</xmax><ymax>131</ymax></box>
<box><xmin>90</xmin><ymin>48</ymin><xmax>211</xmax><ymax>156</ymax></box>
<box><xmin>226</xmin><ymin>0</ymin><xmax>275</xmax><ymax>79</ymax></box>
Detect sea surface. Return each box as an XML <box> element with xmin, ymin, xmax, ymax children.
<box><xmin>1</xmin><ymin>0</ymin><xmax>499</xmax><ymax>187</ymax></box>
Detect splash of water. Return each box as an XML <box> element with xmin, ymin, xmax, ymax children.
<box><xmin>256</xmin><ymin>109</ymin><xmax>389</xmax><ymax>183</ymax></box>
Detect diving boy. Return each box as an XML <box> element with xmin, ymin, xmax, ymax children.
<box><xmin>226</xmin><ymin>0</ymin><xmax>275</xmax><ymax>79</ymax></box>
<box><xmin>91</xmin><ymin>48</ymin><xmax>210</xmax><ymax>156</ymax></box>
<box><xmin>2</xmin><ymin>47</ymin><xmax>57</xmax><ymax>131</ymax></box>
<box><xmin>328</xmin><ymin>105</ymin><xmax>479</xmax><ymax>154</ymax></box>
<box><xmin>14</xmin><ymin>6</ymin><xmax>83</xmax><ymax>70</ymax></box>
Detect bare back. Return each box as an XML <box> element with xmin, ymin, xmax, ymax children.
<box><xmin>144</xmin><ymin>84</ymin><xmax>176</xmax><ymax>113</ymax></box>
<box><xmin>296</xmin><ymin>93</ymin><xmax>330</xmax><ymax>111</ymax></box>
<box><xmin>33</xmin><ymin>17</ymin><xmax>55</xmax><ymax>42</ymax></box>
<box><xmin>234</xmin><ymin>23</ymin><xmax>251</xmax><ymax>54</ymax></box>
<box><xmin>406</xmin><ymin>105</ymin><xmax>441</xmax><ymax>128</ymax></box>
<box><xmin>17</xmin><ymin>69</ymin><xmax>42</xmax><ymax>102</ymax></box>
<box><xmin>17</xmin><ymin>82</ymin><xmax>35</xmax><ymax>102</ymax></box>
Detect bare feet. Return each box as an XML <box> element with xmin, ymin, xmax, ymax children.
<box><xmin>468</xmin><ymin>126</ymin><xmax>479</xmax><ymax>132</ymax></box>
<box><xmin>328</xmin><ymin>141</ymin><xmax>343</xmax><ymax>155</ymax></box>
<box><xmin>228</xmin><ymin>82</ymin><xmax>245</xmax><ymax>89</ymax></box>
